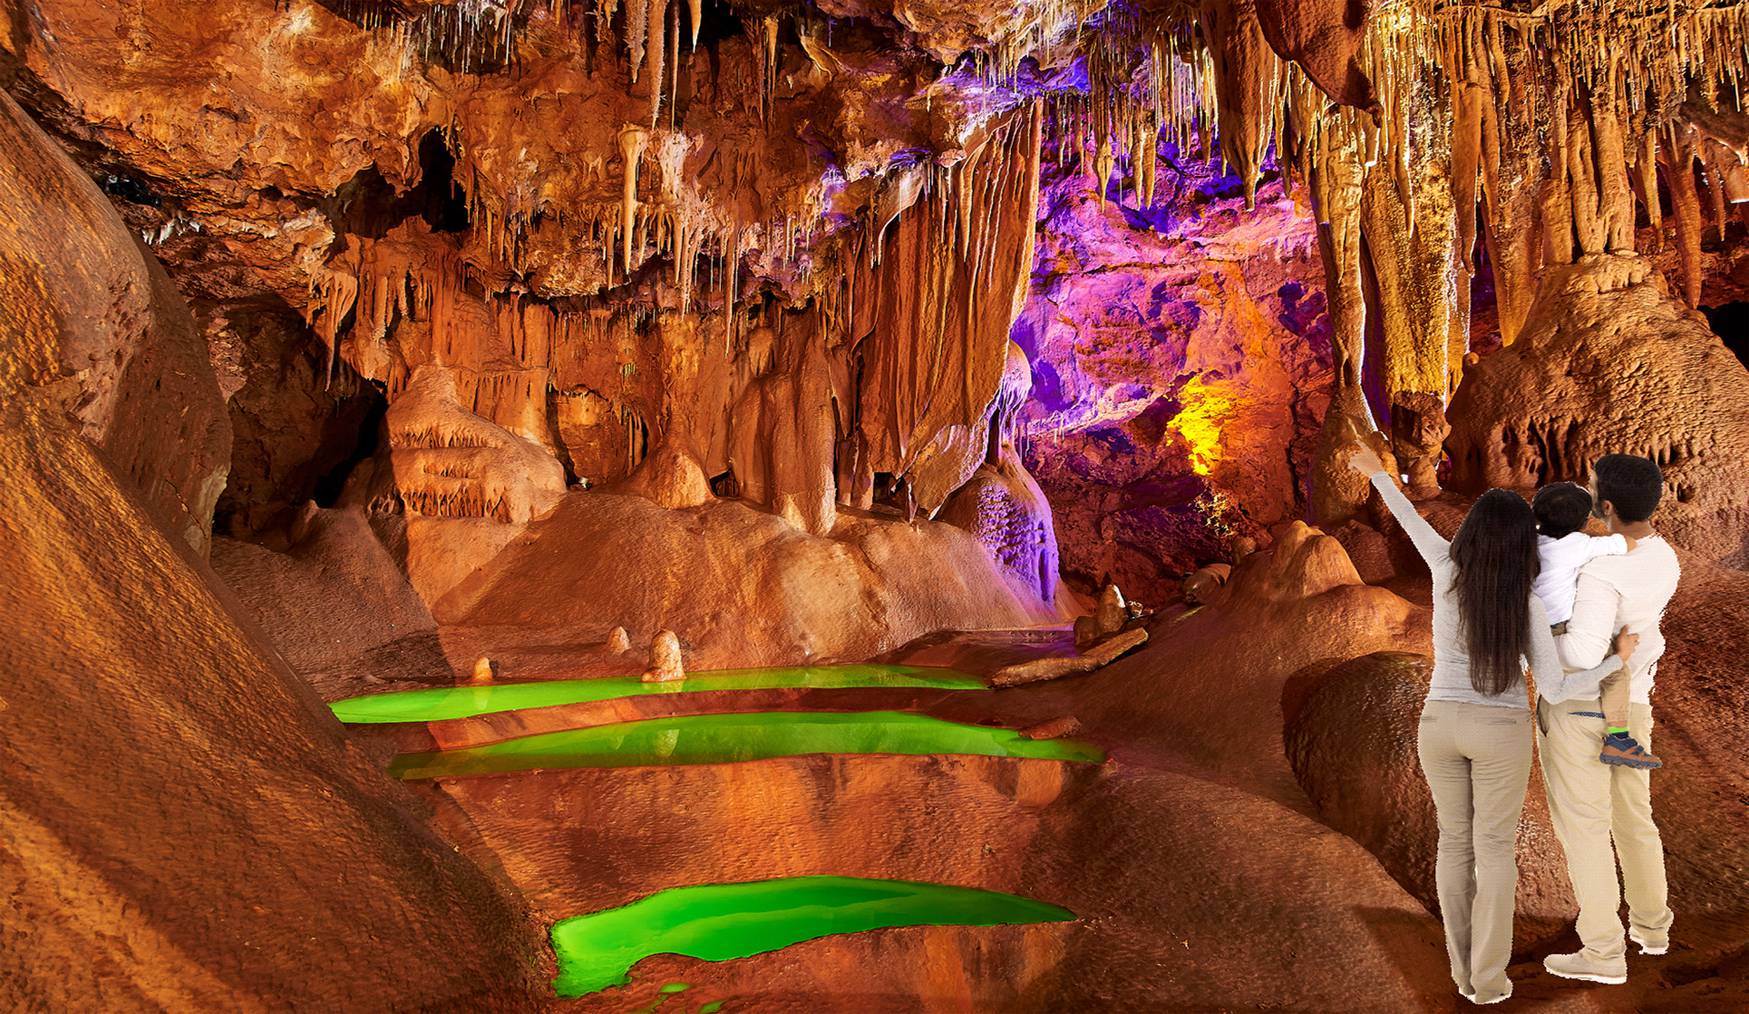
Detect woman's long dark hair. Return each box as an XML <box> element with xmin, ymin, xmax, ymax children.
<box><xmin>1448</xmin><ymin>488</ymin><xmax>1540</xmax><ymax>696</ymax></box>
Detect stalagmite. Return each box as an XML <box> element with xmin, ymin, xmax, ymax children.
<box><xmin>606</xmin><ymin>626</ymin><xmax>632</xmax><ymax>654</ymax></box>
<box><xmin>617</xmin><ymin>124</ymin><xmax>649</xmax><ymax>272</ymax></box>
<box><xmin>642</xmin><ymin>629</ymin><xmax>684</xmax><ymax>682</ymax></box>
<box><xmin>470</xmin><ymin>656</ymin><xmax>496</xmax><ymax>684</ymax></box>
<box><xmin>1095</xmin><ymin>584</ymin><xmax>1127</xmax><ymax>635</ymax></box>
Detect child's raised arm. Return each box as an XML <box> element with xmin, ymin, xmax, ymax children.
<box><xmin>1585</xmin><ymin>533</ymin><xmax>1631</xmax><ymax>561</ymax></box>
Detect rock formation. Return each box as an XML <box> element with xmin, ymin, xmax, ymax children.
<box><xmin>0</xmin><ymin>92</ymin><xmax>231</xmax><ymax>557</ymax></box>
<box><xmin>1094</xmin><ymin>584</ymin><xmax>1129</xmax><ymax>634</ymax></box>
<box><xmin>989</xmin><ymin>626</ymin><xmax>1148</xmax><ymax>688</ymax></box>
<box><xmin>1181</xmin><ymin>563</ymin><xmax>1231</xmax><ymax>606</ymax></box>
<box><xmin>0</xmin><ymin>87</ymin><xmax>541</xmax><ymax>1008</ymax></box>
<box><xmin>1284</xmin><ymin>651</ymin><xmax>1576</xmax><ymax>954</ymax></box>
<box><xmin>642</xmin><ymin>629</ymin><xmax>685</xmax><ymax>682</ymax></box>
<box><xmin>1447</xmin><ymin>255</ymin><xmax>1749</xmax><ymax>567</ymax></box>
<box><xmin>1389</xmin><ymin>391</ymin><xmax>1448</xmax><ymax>499</ymax></box>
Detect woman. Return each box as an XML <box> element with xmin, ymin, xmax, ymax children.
<box><xmin>1349</xmin><ymin>447</ymin><xmax>1635</xmax><ymax>1005</ymax></box>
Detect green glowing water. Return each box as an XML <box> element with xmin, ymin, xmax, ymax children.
<box><xmin>329</xmin><ymin>664</ymin><xmax>986</xmax><ymax>724</ymax></box>
<box><xmin>389</xmin><ymin>710</ymin><xmax>1104</xmax><ymax>779</ymax></box>
<box><xmin>550</xmin><ymin>876</ymin><xmax>1076</xmax><ymax>997</ymax></box>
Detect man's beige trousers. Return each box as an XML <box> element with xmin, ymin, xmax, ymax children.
<box><xmin>1537</xmin><ymin>696</ymin><xmax>1674</xmax><ymax>964</ymax></box>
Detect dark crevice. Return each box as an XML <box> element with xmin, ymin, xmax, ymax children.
<box><xmin>321</xmin><ymin>128</ymin><xmax>470</xmax><ymax>239</ymax></box>
<box><xmin>99</xmin><ymin>170</ymin><xmax>162</xmax><ymax>207</ymax></box>
<box><xmin>312</xmin><ymin>386</ymin><xmax>389</xmax><ymax>507</ymax></box>
<box><xmin>1357</xmin><ymin>232</ymin><xmax>1391</xmax><ymax>429</ymax></box>
<box><xmin>1701</xmin><ymin>301</ymin><xmax>1749</xmax><ymax>371</ymax></box>
<box><xmin>311</xmin><ymin>0</ymin><xmax>414</xmax><ymax>30</ymax></box>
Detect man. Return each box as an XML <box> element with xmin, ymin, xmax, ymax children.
<box><xmin>1533</xmin><ymin>454</ymin><xmax>1681</xmax><ymax>985</ymax></box>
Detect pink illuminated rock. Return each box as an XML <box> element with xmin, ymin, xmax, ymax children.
<box><xmin>1019</xmin><ymin>161</ymin><xmax>1332</xmax><ymax>604</ymax></box>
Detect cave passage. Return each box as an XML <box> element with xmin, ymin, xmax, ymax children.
<box><xmin>330</xmin><ymin>663</ymin><xmax>986</xmax><ymax>723</ymax></box>
<box><xmin>388</xmin><ymin>710</ymin><xmax>1105</xmax><ymax>778</ymax></box>
<box><xmin>550</xmin><ymin>876</ymin><xmax>1076</xmax><ymax>997</ymax></box>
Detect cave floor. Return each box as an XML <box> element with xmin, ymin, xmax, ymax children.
<box><xmin>335</xmin><ymin>619</ymin><xmax>1746</xmax><ymax>1012</ymax></box>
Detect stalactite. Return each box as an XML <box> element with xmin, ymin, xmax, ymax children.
<box><xmin>846</xmin><ymin>104</ymin><xmax>1042</xmax><ymax>502</ymax></box>
<box><xmin>761</xmin><ymin>16</ymin><xmax>779</xmax><ymax>126</ymax></box>
<box><xmin>1699</xmin><ymin>140</ymin><xmax>1735</xmax><ymax>243</ymax></box>
<box><xmin>627</xmin><ymin>0</ymin><xmax>650</xmax><ymax>83</ymax></box>
<box><xmin>1138</xmin><ymin>111</ymin><xmax>1159</xmax><ymax>210</ymax></box>
<box><xmin>1447</xmin><ymin>14</ymin><xmax>1485</xmax><ymax>273</ymax></box>
<box><xmin>618</xmin><ymin>124</ymin><xmax>649</xmax><ymax>273</ymax></box>
<box><xmin>1662</xmin><ymin>128</ymin><xmax>1705</xmax><ymax>308</ymax></box>
<box><xmin>1565</xmin><ymin>83</ymin><xmax>1606</xmax><ymax>258</ymax></box>
<box><xmin>1630</xmin><ymin>126</ymin><xmax>1663</xmax><ymax>254</ymax></box>
<box><xmin>1304</xmin><ymin>101</ymin><xmax>1368</xmax><ymax>394</ymax></box>
<box><xmin>687</xmin><ymin>0</ymin><xmax>701</xmax><ymax>49</ymax></box>
<box><xmin>668</xmin><ymin>2</ymin><xmax>680</xmax><ymax>130</ymax></box>
<box><xmin>597</xmin><ymin>0</ymin><xmax>619</xmax><ymax>45</ymax></box>
<box><xmin>1587</xmin><ymin>75</ymin><xmax>1635</xmax><ymax>255</ymax></box>
<box><xmin>646</xmin><ymin>0</ymin><xmax>668</xmax><ymax>126</ymax></box>
<box><xmin>1197</xmin><ymin>0</ymin><xmax>1278</xmax><ymax>210</ymax></box>
<box><xmin>1093</xmin><ymin>133</ymin><xmax>1113</xmax><ymax>207</ymax></box>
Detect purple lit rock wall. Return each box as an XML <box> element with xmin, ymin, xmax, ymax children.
<box><xmin>1015</xmin><ymin>142</ymin><xmax>1335</xmax><ymax>604</ymax></box>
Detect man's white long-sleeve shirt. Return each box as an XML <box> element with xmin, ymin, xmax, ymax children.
<box><xmin>1545</xmin><ymin>534</ymin><xmax>1681</xmax><ymax>705</ymax></box>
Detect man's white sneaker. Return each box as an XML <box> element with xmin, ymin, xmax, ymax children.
<box><xmin>1467</xmin><ymin>987</ymin><xmax>1512</xmax><ymax>1005</ymax></box>
<box><xmin>1544</xmin><ymin>950</ymin><xmax>1628</xmax><ymax>984</ymax></box>
<box><xmin>1630</xmin><ymin>931</ymin><xmax>1669</xmax><ymax>956</ymax></box>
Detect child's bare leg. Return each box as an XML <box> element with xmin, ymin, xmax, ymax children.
<box><xmin>1601</xmin><ymin>669</ymin><xmax>1631</xmax><ymax>733</ymax></box>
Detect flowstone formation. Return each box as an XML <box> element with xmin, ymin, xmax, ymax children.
<box><xmin>1</xmin><ymin>85</ymin><xmax>543</xmax><ymax>1011</ymax></box>
<box><xmin>1447</xmin><ymin>254</ymin><xmax>1749</xmax><ymax>567</ymax></box>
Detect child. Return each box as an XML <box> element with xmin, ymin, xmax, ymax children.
<box><xmin>1532</xmin><ymin>482</ymin><xmax>1662</xmax><ymax>769</ymax></box>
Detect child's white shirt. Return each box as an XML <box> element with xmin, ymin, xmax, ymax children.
<box><xmin>1534</xmin><ymin>532</ymin><xmax>1628</xmax><ymax>625</ymax></box>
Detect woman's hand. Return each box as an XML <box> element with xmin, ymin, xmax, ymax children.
<box><xmin>1612</xmin><ymin>627</ymin><xmax>1640</xmax><ymax>661</ymax></box>
<box><xmin>1348</xmin><ymin>444</ymin><xmax>1386</xmax><ymax>478</ymax></box>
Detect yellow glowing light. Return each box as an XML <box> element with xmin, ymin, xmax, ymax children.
<box><xmin>1169</xmin><ymin>376</ymin><xmax>1234</xmax><ymax>477</ymax></box>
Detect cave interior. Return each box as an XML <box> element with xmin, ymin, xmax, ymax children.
<box><xmin>3</xmin><ymin>0</ymin><xmax>1749</xmax><ymax>1009</ymax></box>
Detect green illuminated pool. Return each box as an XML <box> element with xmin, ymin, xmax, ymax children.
<box><xmin>389</xmin><ymin>709</ymin><xmax>1104</xmax><ymax>779</ymax></box>
<box><xmin>329</xmin><ymin>664</ymin><xmax>986</xmax><ymax>724</ymax></box>
<box><xmin>550</xmin><ymin>876</ymin><xmax>1076</xmax><ymax>997</ymax></box>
